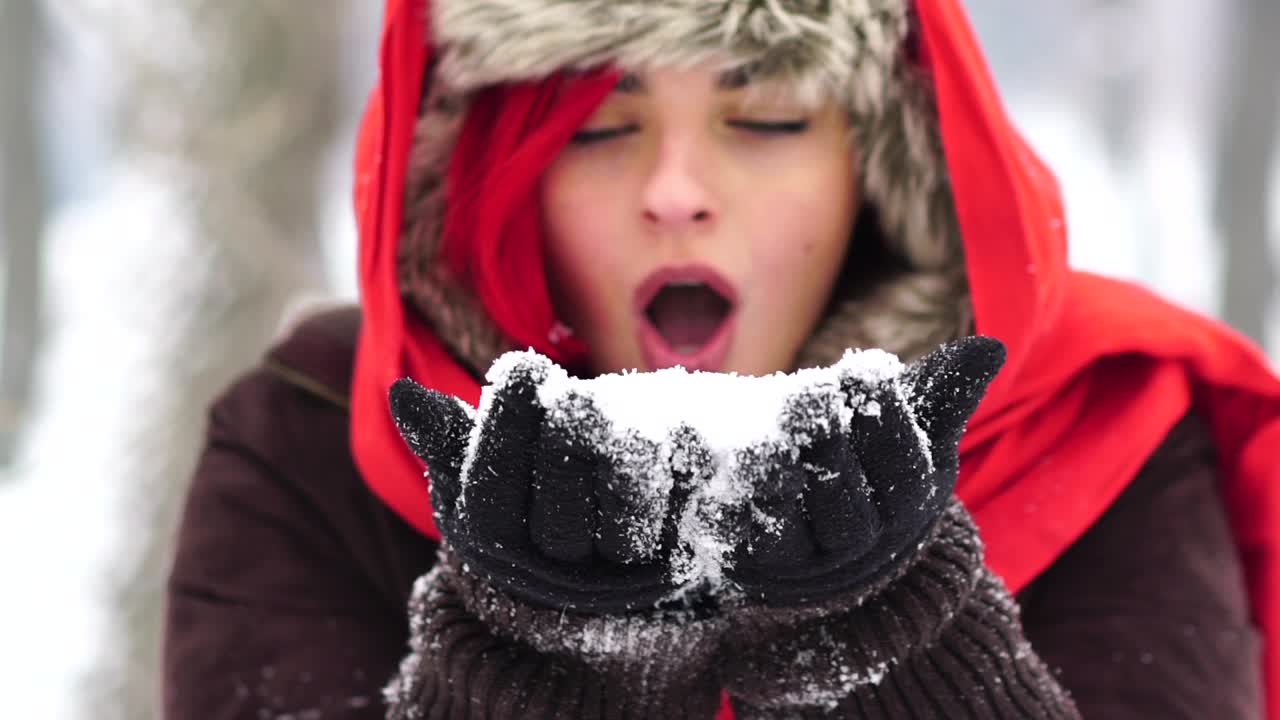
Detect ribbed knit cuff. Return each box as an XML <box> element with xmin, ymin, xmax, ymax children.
<box><xmin>385</xmin><ymin>550</ymin><xmax>725</xmax><ymax>719</ymax></box>
<box><xmin>725</xmin><ymin>500</ymin><xmax>1080</xmax><ymax>719</ymax></box>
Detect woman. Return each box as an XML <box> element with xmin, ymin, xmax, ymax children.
<box><xmin>163</xmin><ymin>0</ymin><xmax>1280</xmax><ymax>717</ymax></box>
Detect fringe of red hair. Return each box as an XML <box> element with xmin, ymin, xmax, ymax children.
<box><xmin>442</xmin><ymin>70</ymin><xmax>619</xmax><ymax>366</ymax></box>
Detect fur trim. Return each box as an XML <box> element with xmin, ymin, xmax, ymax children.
<box><xmin>796</xmin><ymin>262</ymin><xmax>974</xmax><ymax>369</ymax></box>
<box><xmin>399</xmin><ymin>0</ymin><xmax>972</xmax><ymax>376</ymax></box>
<box><xmin>433</xmin><ymin>0</ymin><xmax>908</xmax><ymax>114</ymax></box>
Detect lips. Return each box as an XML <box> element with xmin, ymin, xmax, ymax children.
<box><xmin>634</xmin><ymin>265</ymin><xmax>739</xmax><ymax>372</ymax></box>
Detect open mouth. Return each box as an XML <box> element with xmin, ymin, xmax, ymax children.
<box><xmin>635</xmin><ymin>267</ymin><xmax>738</xmax><ymax>371</ymax></box>
<box><xmin>645</xmin><ymin>282</ymin><xmax>733</xmax><ymax>354</ymax></box>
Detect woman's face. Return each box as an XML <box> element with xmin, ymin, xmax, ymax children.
<box><xmin>541</xmin><ymin>64</ymin><xmax>860</xmax><ymax>376</ymax></box>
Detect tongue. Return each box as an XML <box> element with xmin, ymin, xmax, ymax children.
<box><xmin>646</xmin><ymin>286</ymin><xmax>730</xmax><ymax>353</ymax></box>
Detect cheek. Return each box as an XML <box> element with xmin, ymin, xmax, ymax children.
<box><xmin>540</xmin><ymin>168</ymin><xmax>636</xmax><ymax>329</ymax></box>
<box><xmin>749</xmin><ymin>227</ymin><xmax>846</xmax><ymax>318</ymax></box>
<box><xmin>736</xmin><ymin>153</ymin><xmax>857</xmax><ymax>364</ymax></box>
<box><xmin>749</xmin><ymin>185</ymin><xmax>854</xmax><ymax>287</ymax></box>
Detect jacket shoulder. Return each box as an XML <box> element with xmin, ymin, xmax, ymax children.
<box><xmin>199</xmin><ymin>303</ymin><xmax>360</xmax><ymax>480</ymax></box>
<box><xmin>262</xmin><ymin>304</ymin><xmax>362</xmax><ymax>409</ymax></box>
<box><xmin>179</xmin><ymin>303</ymin><xmax>433</xmax><ymax>612</ymax></box>
<box><xmin>1018</xmin><ymin>414</ymin><xmax>1262</xmax><ymax>718</ymax></box>
<box><xmin>165</xmin><ymin>304</ymin><xmax>436</xmax><ymax>717</ymax></box>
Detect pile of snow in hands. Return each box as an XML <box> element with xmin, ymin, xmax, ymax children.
<box><xmin>459</xmin><ymin>348</ymin><xmax>932</xmax><ymax>602</ymax></box>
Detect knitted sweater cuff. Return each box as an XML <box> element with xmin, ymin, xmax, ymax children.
<box><xmin>726</xmin><ymin>500</ymin><xmax>1080</xmax><ymax>719</ymax></box>
<box><xmin>385</xmin><ymin>549</ymin><xmax>725</xmax><ymax>719</ymax></box>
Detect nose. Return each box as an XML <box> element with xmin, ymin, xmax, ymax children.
<box><xmin>641</xmin><ymin>135</ymin><xmax>717</xmax><ymax>230</ymax></box>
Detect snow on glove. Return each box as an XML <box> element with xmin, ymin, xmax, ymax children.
<box><xmin>389</xmin><ymin>351</ymin><xmax>715</xmax><ymax>614</ymax></box>
<box><xmin>386</xmin><ymin>352</ymin><xmax>725</xmax><ymax>719</ymax></box>
<box><xmin>721</xmin><ymin>337</ymin><xmax>1080</xmax><ymax>718</ymax></box>
<box><xmin>726</xmin><ymin>335</ymin><xmax>1006</xmax><ymax>606</ymax></box>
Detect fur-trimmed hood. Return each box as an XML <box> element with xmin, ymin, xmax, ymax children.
<box><xmin>398</xmin><ymin>0</ymin><xmax>969</xmax><ymax>377</ymax></box>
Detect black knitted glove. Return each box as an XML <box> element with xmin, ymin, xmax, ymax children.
<box><xmin>727</xmin><ymin>336</ymin><xmax>1005</xmax><ymax>606</ymax></box>
<box><xmin>722</xmin><ymin>337</ymin><xmax>1080</xmax><ymax>718</ymax></box>
<box><xmin>386</xmin><ymin>352</ymin><xmax>725</xmax><ymax>719</ymax></box>
<box><xmin>389</xmin><ymin>351</ymin><xmax>712</xmax><ymax>614</ymax></box>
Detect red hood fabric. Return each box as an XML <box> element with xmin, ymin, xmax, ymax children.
<box><xmin>351</xmin><ymin>0</ymin><xmax>1280</xmax><ymax>712</ymax></box>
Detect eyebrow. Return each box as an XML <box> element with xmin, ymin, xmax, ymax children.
<box><xmin>717</xmin><ymin>65</ymin><xmax>754</xmax><ymax>90</ymax></box>
<box><xmin>614</xmin><ymin>65</ymin><xmax>755</xmax><ymax>94</ymax></box>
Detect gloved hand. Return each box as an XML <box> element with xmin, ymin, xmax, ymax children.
<box><xmin>720</xmin><ymin>337</ymin><xmax>1079</xmax><ymax>718</ymax></box>
<box><xmin>726</xmin><ymin>335</ymin><xmax>1006</xmax><ymax>606</ymax></box>
<box><xmin>386</xmin><ymin>352</ymin><xmax>727</xmax><ymax>719</ymax></box>
<box><xmin>388</xmin><ymin>351</ymin><xmax>711</xmax><ymax>614</ymax></box>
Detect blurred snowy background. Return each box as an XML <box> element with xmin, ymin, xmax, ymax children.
<box><xmin>0</xmin><ymin>1</ymin><xmax>1277</xmax><ymax>717</ymax></box>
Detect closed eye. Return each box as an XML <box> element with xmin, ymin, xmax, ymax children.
<box><xmin>569</xmin><ymin>125</ymin><xmax>638</xmax><ymax>145</ymax></box>
<box><xmin>729</xmin><ymin>119</ymin><xmax>811</xmax><ymax>135</ymax></box>
<box><xmin>569</xmin><ymin>119</ymin><xmax>810</xmax><ymax>145</ymax></box>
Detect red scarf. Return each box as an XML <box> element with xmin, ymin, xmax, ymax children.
<box><xmin>351</xmin><ymin>0</ymin><xmax>1280</xmax><ymax>713</ymax></box>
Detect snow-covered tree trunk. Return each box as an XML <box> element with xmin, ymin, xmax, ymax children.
<box><xmin>73</xmin><ymin>3</ymin><xmax>348</xmax><ymax>717</ymax></box>
<box><xmin>0</xmin><ymin>0</ymin><xmax>48</xmax><ymax>466</ymax></box>
<box><xmin>1215</xmin><ymin>0</ymin><xmax>1280</xmax><ymax>346</ymax></box>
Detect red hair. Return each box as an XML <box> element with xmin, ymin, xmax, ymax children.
<box><xmin>441</xmin><ymin>70</ymin><xmax>620</xmax><ymax>366</ymax></box>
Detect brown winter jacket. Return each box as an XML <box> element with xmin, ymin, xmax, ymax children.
<box><xmin>162</xmin><ymin>307</ymin><xmax>1263</xmax><ymax>719</ymax></box>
